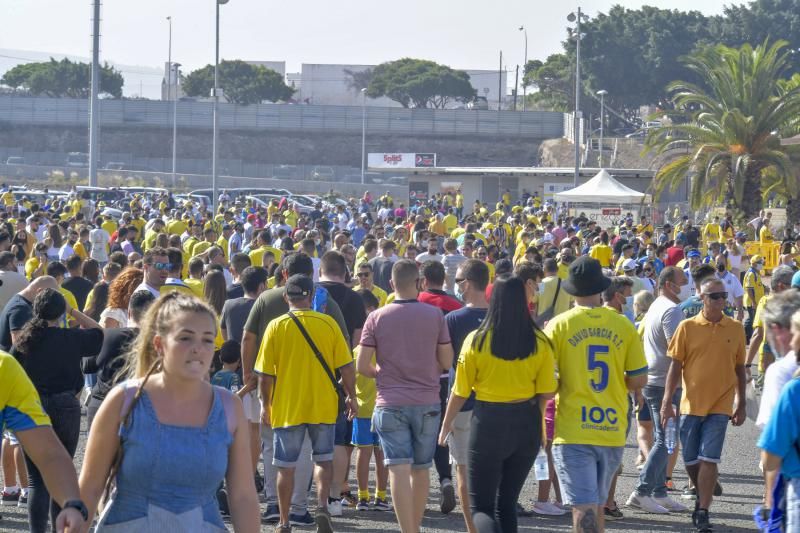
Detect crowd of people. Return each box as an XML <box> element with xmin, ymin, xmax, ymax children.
<box><xmin>0</xmin><ymin>183</ymin><xmax>796</xmax><ymax>533</ymax></box>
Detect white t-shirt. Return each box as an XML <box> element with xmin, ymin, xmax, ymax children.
<box><xmin>756</xmin><ymin>352</ymin><xmax>800</xmax><ymax>429</ymax></box>
<box><xmin>89</xmin><ymin>228</ymin><xmax>110</xmax><ymax>262</ymax></box>
<box><xmin>58</xmin><ymin>243</ymin><xmax>75</xmax><ymax>262</ymax></box>
<box><xmin>415</xmin><ymin>252</ymin><xmax>443</xmax><ymax>264</ymax></box>
<box><xmin>717</xmin><ymin>271</ymin><xmax>744</xmax><ymax>306</ymax></box>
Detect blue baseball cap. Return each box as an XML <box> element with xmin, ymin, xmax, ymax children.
<box><xmin>792</xmin><ymin>271</ymin><xmax>800</xmax><ymax>289</ymax></box>
<box><xmin>687</xmin><ymin>250</ymin><xmax>702</xmax><ymax>259</ymax></box>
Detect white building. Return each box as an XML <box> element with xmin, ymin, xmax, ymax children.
<box><xmin>296</xmin><ymin>63</ymin><xmax>508</xmax><ymax>109</ymax></box>
<box><xmin>245</xmin><ymin>61</ymin><xmax>286</xmax><ymax>76</ymax></box>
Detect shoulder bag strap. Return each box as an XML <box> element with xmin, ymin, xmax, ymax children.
<box><xmin>551</xmin><ymin>279</ymin><xmax>561</xmax><ymax>310</ymax></box>
<box><xmin>287</xmin><ymin>311</ymin><xmax>341</xmax><ymax>394</ymax></box>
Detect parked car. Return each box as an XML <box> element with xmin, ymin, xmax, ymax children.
<box><xmin>5</xmin><ymin>156</ymin><xmax>25</xmax><ymax>165</ymax></box>
<box><xmin>468</xmin><ymin>96</ymin><xmax>489</xmax><ymax>110</ymax></box>
<box><xmin>311</xmin><ymin>166</ymin><xmax>336</xmax><ymax>181</ymax></box>
<box><xmin>66</xmin><ymin>152</ymin><xmax>89</xmax><ymax>167</ymax></box>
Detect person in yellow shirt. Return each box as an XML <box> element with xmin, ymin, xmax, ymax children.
<box><xmin>73</xmin><ymin>227</ymin><xmax>90</xmax><ymax>260</ymax></box>
<box><xmin>190</xmin><ymin>228</ymin><xmax>217</xmax><ymax>258</ymax></box>
<box><xmin>25</xmin><ymin>244</ymin><xmax>49</xmax><ymax>280</ymax></box>
<box><xmin>513</xmin><ymin>232</ymin><xmax>532</xmax><ymax>265</ymax></box>
<box><xmin>614</xmin><ymin>244</ymin><xmax>635</xmax><ymax>275</ymax></box>
<box><xmin>101</xmin><ymin>216</ymin><xmax>117</xmax><ymax>237</ymax></box>
<box><xmin>255</xmin><ymin>274</ymin><xmax>356</xmax><ymax>529</ymax></box>
<box><xmin>1</xmin><ymin>189</ymin><xmax>14</xmax><ymax>207</ymax></box>
<box><xmin>442</xmin><ymin>209</ymin><xmax>458</xmax><ymax>234</ymax></box>
<box><xmin>759</xmin><ymin>219</ymin><xmax>774</xmax><ymax>243</ymax></box>
<box><xmin>588</xmin><ymin>233</ymin><xmax>613</xmax><ymax>268</ymax></box>
<box><xmin>166</xmin><ymin>216</ymin><xmax>188</xmax><ymax>236</ymax></box>
<box><xmin>743</xmin><ymin>255</ymin><xmax>766</xmax><ymax>342</ymax></box>
<box><xmin>544</xmin><ymin>258</ymin><xmax>647</xmax><ymax>529</ymax></box>
<box><xmin>702</xmin><ymin>216</ymin><xmax>722</xmax><ymax>248</ymax></box>
<box><xmin>455</xmin><ymin>191</ymin><xmax>464</xmax><ymax>219</ymax></box>
<box><xmin>249</xmin><ymin>230</ymin><xmax>283</xmax><ymax>267</ymax></box>
<box><xmin>216</xmin><ymin>225</ymin><xmax>232</xmax><ymax>261</ymax></box>
<box><xmin>129</xmin><ymin>213</ymin><xmax>146</xmax><ymax>243</ymax></box>
<box><xmin>182</xmin><ymin>257</ymin><xmax>206</xmax><ymax>298</ymax></box>
<box><xmin>429</xmin><ymin>214</ymin><xmax>447</xmax><ymax>237</ymax></box>
<box><xmin>501</xmin><ymin>189</ymin><xmax>512</xmax><ymax>208</ymax></box>
<box><xmin>142</xmin><ymin>219</ymin><xmax>166</xmax><ymax>253</ymax></box>
<box><xmin>636</xmin><ymin>216</ymin><xmax>654</xmax><ymax>236</ymax></box>
<box><xmin>556</xmin><ymin>249</ymin><xmax>575</xmax><ymax>280</ymax></box>
<box><xmin>352</xmin><ymin>264</ymin><xmax>387</xmax><ymax>307</ymax></box>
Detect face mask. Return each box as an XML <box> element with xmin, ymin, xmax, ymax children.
<box><xmin>754</xmin><ymin>263</ymin><xmax>764</xmax><ymax>271</ymax></box>
<box><xmin>624</xmin><ymin>294</ymin><xmax>634</xmax><ymax>312</ymax></box>
<box><xmin>677</xmin><ymin>283</ymin><xmax>692</xmax><ymax>301</ymax></box>
<box><xmin>455</xmin><ymin>284</ymin><xmax>465</xmax><ymax>303</ymax></box>
<box><xmin>716</xmin><ymin>263</ymin><xmax>726</xmax><ymax>273</ymax></box>
<box><xmin>646</xmin><ymin>250</ymin><xmax>654</xmax><ymax>257</ymax></box>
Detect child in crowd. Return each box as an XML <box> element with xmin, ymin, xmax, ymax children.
<box><xmin>212</xmin><ymin>340</ymin><xmax>242</xmax><ymax>394</ymax></box>
<box><xmin>353</xmin><ymin>290</ymin><xmax>390</xmax><ymax>511</ymax></box>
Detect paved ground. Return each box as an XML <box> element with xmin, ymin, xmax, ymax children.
<box><xmin>0</xmin><ymin>408</ymin><xmax>763</xmax><ymax>532</ymax></box>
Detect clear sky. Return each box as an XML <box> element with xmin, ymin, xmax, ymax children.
<box><xmin>3</xmin><ymin>0</ymin><xmax>729</xmax><ymax>97</ymax></box>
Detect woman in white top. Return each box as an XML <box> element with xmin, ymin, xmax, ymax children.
<box><xmin>99</xmin><ymin>268</ymin><xmax>143</xmax><ymax>328</ymax></box>
<box><xmin>90</xmin><ymin>216</ymin><xmax>111</xmax><ymax>265</ymax></box>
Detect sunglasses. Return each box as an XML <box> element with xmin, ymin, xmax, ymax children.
<box><xmin>703</xmin><ymin>291</ymin><xmax>728</xmax><ymax>301</ymax></box>
<box><xmin>356</xmin><ymin>272</ymin><xmax>370</xmax><ymax>278</ymax></box>
<box><xmin>153</xmin><ymin>262</ymin><xmax>173</xmax><ymax>271</ymax></box>
<box><xmin>643</xmin><ymin>269</ymin><xmax>653</xmax><ymax>274</ymax></box>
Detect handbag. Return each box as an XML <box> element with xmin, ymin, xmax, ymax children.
<box><xmin>535</xmin><ymin>279</ymin><xmax>561</xmax><ymax>327</ymax></box>
<box><xmin>287</xmin><ymin>311</ymin><xmax>346</xmax><ymax>413</ymax></box>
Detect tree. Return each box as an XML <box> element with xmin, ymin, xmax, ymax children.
<box><xmin>183</xmin><ymin>60</ymin><xmax>294</xmax><ymax>105</ymax></box>
<box><xmin>1</xmin><ymin>58</ymin><xmax>123</xmax><ymax>98</ymax></box>
<box><xmin>366</xmin><ymin>58</ymin><xmax>476</xmax><ymax>109</ymax></box>
<box><xmin>522</xmin><ymin>55</ymin><xmax>573</xmax><ymax>111</ymax></box>
<box><xmin>645</xmin><ymin>41</ymin><xmax>800</xmax><ymax>220</ymax></box>
<box><xmin>577</xmin><ymin>6</ymin><xmax>712</xmax><ymax>120</ymax></box>
<box><xmin>343</xmin><ymin>67</ymin><xmax>373</xmax><ymax>94</ymax></box>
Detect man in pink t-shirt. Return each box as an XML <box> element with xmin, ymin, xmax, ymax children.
<box><xmin>357</xmin><ymin>259</ymin><xmax>453</xmax><ymax>533</ymax></box>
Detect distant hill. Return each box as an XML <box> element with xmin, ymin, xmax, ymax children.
<box><xmin>0</xmin><ymin>48</ymin><xmax>162</xmax><ymax>99</ymax></box>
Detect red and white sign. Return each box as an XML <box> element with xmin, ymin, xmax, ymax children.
<box><xmin>368</xmin><ymin>153</ymin><xmax>437</xmax><ymax>169</ymax></box>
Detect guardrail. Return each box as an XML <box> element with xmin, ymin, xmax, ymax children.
<box><xmin>0</xmin><ymin>96</ymin><xmax>565</xmax><ymax>139</ymax></box>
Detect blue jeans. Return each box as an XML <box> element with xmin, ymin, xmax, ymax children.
<box><xmin>635</xmin><ymin>385</ymin><xmax>682</xmax><ymax>498</ymax></box>
<box><xmin>372</xmin><ymin>404</ymin><xmax>440</xmax><ymax>469</ymax></box>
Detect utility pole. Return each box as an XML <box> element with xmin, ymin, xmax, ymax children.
<box><xmin>88</xmin><ymin>0</ymin><xmax>101</xmax><ymax>187</ymax></box>
<box><xmin>513</xmin><ymin>65</ymin><xmax>519</xmax><ymax>111</ymax></box>
<box><xmin>498</xmin><ymin>51</ymin><xmax>503</xmax><ymax>111</ymax></box>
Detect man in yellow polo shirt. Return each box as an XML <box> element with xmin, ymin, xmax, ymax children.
<box><xmin>743</xmin><ymin>255</ymin><xmax>766</xmax><ymax>342</ymax></box>
<box><xmin>255</xmin><ymin>274</ymin><xmax>356</xmax><ymax>531</ymax></box>
<box><xmin>249</xmin><ymin>229</ymin><xmax>283</xmax><ymax>268</ymax></box>
<box><xmin>545</xmin><ymin>257</ymin><xmax>647</xmax><ymax>532</ymax></box>
<box><xmin>352</xmin><ymin>263</ymin><xmax>387</xmax><ymax>307</ymax></box>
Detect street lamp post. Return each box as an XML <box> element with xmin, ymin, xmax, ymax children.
<box><xmin>360</xmin><ymin>88</ymin><xmax>367</xmax><ymax>185</ymax></box>
<box><xmin>597</xmin><ymin>89</ymin><xmax>607</xmax><ymax>168</ymax></box>
<box><xmin>212</xmin><ymin>0</ymin><xmax>228</xmax><ymax>217</ymax></box>
<box><xmin>519</xmin><ymin>26</ymin><xmax>527</xmax><ymax>112</ymax></box>
<box><xmin>568</xmin><ymin>7</ymin><xmax>588</xmax><ymax>187</ymax></box>
<box><xmin>167</xmin><ymin>16</ymin><xmax>178</xmax><ymax>188</ymax></box>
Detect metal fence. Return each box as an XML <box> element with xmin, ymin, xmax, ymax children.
<box><xmin>0</xmin><ymin>163</ymin><xmax>406</xmax><ymax>199</ymax></box>
<box><xmin>0</xmin><ymin>96</ymin><xmax>565</xmax><ymax>138</ymax></box>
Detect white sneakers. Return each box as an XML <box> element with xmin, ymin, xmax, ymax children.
<box><xmin>327</xmin><ymin>499</ymin><xmax>343</xmax><ymax>517</ymax></box>
<box><xmin>653</xmin><ymin>496</ymin><xmax>689</xmax><ymax>512</ymax></box>
<box><xmin>625</xmin><ymin>493</ymin><xmax>670</xmax><ymax>514</ymax></box>
<box><xmin>532</xmin><ymin>501</ymin><xmax>568</xmax><ymax>516</ymax></box>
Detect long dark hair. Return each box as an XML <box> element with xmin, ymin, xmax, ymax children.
<box><xmin>15</xmin><ymin>288</ymin><xmax>66</xmax><ymax>355</ymax></box>
<box><xmin>472</xmin><ymin>276</ymin><xmax>545</xmax><ymax>360</ymax></box>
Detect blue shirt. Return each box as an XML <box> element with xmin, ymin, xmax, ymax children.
<box><xmin>211</xmin><ymin>369</ymin><xmax>241</xmax><ymax>393</ymax></box>
<box><xmin>445</xmin><ymin>307</ymin><xmax>488</xmax><ymax>412</ymax></box>
<box><xmin>758</xmin><ymin>378</ymin><xmax>800</xmax><ymax>478</ymax></box>
<box><xmin>679</xmin><ymin>296</ymin><xmax>734</xmax><ymax>320</ymax></box>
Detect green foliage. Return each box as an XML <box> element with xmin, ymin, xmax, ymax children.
<box><xmin>343</xmin><ymin>68</ymin><xmax>374</xmax><ymax>94</ymax></box>
<box><xmin>644</xmin><ymin>41</ymin><xmax>800</xmax><ymax>219</ymax></box>
<box><xmin>367</xmin><ymin>58</ymin><xmax>477</xmax><ymax>109</ymax></box>
<box><xmin>1</xmin><ymin>58</ymin><xmax>123</xmax><ymax>98</ymax></box>
<box><xmin>522</xmin><ymin>55</ymin><xmax>573</xmax><ymax>111</ymax></box>
<box><xmin>183</xmin><ymin>60</ymin><xmax>294</xmax><ymax>105</ymax></box>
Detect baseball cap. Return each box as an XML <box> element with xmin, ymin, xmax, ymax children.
<box><xmin>284</xmin><ymin>274</ymin><xmax>314</xmax><ymax>298</ymax></box>
<box><xmin>736</xmin><ymin>231</ymin><xmax>747</xmax><ymax>239</ymax></box>
<box><xmin>751</xmin><ymin>254</ymin><xmax>764</xmax><ymax>265</ymax></box>
<box><xmin>622</xmin><ymin>258</ymin><xmax>638</xmax><ymax>271</ymax></box>
<box><xmin>686</xmin><ymin>250</ymin><xmax>701</xmax><ymax>259</ymax></box>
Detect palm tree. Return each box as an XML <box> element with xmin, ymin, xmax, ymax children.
<box><xmin>645</xmin><ymin>40</ymin><xmax>800</xmax><ymax>221</ymax></box>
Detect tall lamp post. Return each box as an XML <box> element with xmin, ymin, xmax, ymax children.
<box><xmin>212</xmin><ymin>0</ymin><xmax>229</xmax><ymax>217</ymax></box>
<box><xmin>597</xmin><ymin>89</ymin><xmax>607</xmax><ymax>168</ymax></box>
<box><xmin>88</xmin><ymin>0</ymin><xmax>100</xmax><ymax>187</ymax></box>
<box><xmin>568</xmin><ymin>7</ymin><xmax>588</xmax><ymax>186</ymax></box>
<box><xmin>167</xmin><ymin>16</ymin><xmax>178</xmax><ymax>188</ymax></box>
<box><xmin>519</xmin><ymin>26</ymin><xmax>527</xmax><ymax>112</ymax></box>
<box><xmin>360</xmin><ymin>88</ymin><xmax>367</xmax><ymax>185</ymax></box>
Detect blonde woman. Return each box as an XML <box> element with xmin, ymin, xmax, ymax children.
<box><xmin>79</xmin><ymin>293</ymin><xmax>260</xmax><ymax>532</ymax></box>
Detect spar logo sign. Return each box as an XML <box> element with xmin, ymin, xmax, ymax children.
<box><xmin>368</xmin><ymin>153</ymin><xmax>437</xmax><ymax>169</ymax></box>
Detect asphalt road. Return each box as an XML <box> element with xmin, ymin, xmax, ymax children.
<box><xmin>0</xmin><ymin>408</ymin><xmax>763</xmax><ymax>533</ymax></box>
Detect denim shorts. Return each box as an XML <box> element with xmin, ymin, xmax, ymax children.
<box><xmin>553</xmin><ymin>444</ymin><xmax>624</xmax><ymax>506</ymax></box>
<box><xmin>372</xmin><ymin>403</ymin><xmax>440</xmax><ymax>469</ymax></box>
<box><xmin>351</xmin><ymin>417</ymin><xmax>380</xmax><ymax>447</ymax></box>
<box><xmin>334</xmin><ymin>412</ymin><xmax>354</xmax><ymax>447</ymax></box>
<box><xmin>680</xmin><ymin>414</ymin><xmax>729</xmax><ymax>465</ymax></box>
<box><xmin>272</xmin><ymin>423</ymin><xmax>335</xmax><ymax>468</ymax></box>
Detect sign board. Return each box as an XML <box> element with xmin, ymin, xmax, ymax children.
<box><xmin>543</xmin><ymin>182</ymin><xmax>573</xmax><ymax>201</ymax></box>
<box><xmin>409</xmin><ymin>181</ymin><xmax>429</xmax><ymax>202</ymax></box>
<box><xmin>569</xmin><ymin>207</ymin><xmax>638</xmax><ymax>228</ymax></box>
<box><xmin>368</xmin><ymin>153</ymin><xmax>437</xmax><ymax>169</ymax></box>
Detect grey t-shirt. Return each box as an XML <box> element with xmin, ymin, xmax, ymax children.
<box><xmin>220</xmin><ymin>296</ymin><xmax>256</xmax><ymax>344</ymax></box>
<box><xmin>642</xmin><ymin>295</ymin><xmax>683</xmax><ymax>387</ymax></box>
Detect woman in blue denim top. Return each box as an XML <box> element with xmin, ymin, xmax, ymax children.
<box><xmin>78</xmin><ymin>292</ymin><xmax>260</xmax><ymax>532</ymax></box>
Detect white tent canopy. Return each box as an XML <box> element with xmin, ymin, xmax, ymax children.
<box><xmin>553</xmin><ymin>169</ymin><xmax>651</xmax><ymax>204</ymax></box>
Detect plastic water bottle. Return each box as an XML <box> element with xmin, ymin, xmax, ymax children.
<box><xmin>665</xmin><ymin>409</ymin><xmax>677</xmax><ymax>455</ymax></box>
<box><xmin>534</xmin><ymin>448</ymin><xmax>550</xmax><ymax>481</ymax></box>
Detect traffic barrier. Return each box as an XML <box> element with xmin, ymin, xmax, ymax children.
<box><xmin>744</xmin><ymin>241</ymin><xmax>781</xmax><ymax>273</ymax></box>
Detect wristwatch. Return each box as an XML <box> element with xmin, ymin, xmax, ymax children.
<box><xmin>63</xmin><ymin>499</ymin><xmax>89</xmax><ymax>521</ymax></box>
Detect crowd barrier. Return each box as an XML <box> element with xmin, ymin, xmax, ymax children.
<box><xmin>744</xmin><ymin>241</ymin><xmax>781</xmax><ymax>273</ymax></box>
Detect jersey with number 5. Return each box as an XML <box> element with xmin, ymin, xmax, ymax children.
<box><xmin>544</xmin><ymin>305</ymin><xmax>648</xmax><ymax>447</ymax></box>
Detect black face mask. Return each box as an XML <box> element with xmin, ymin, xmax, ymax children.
<box><xmin>717</xmin><ymin>263</ymin><xmax>726</xmax><ymax>273</ymax></box>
